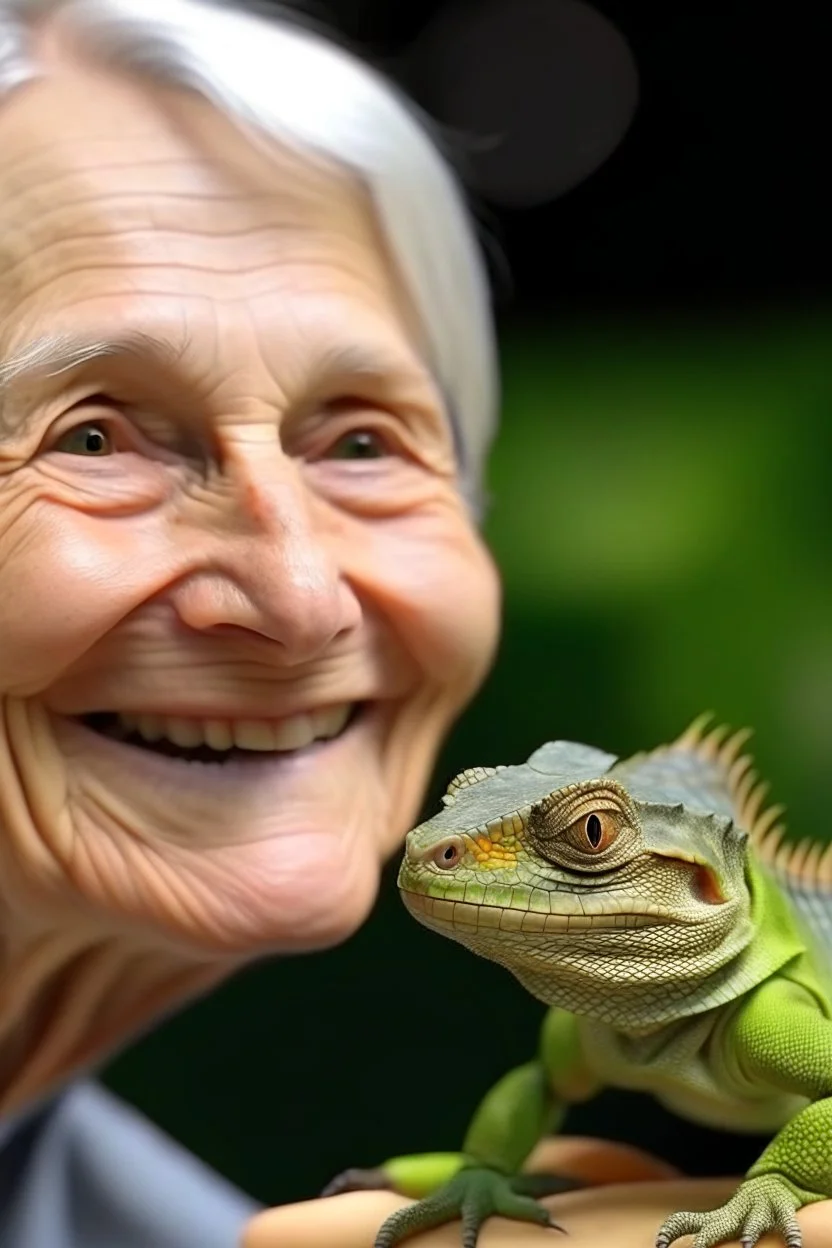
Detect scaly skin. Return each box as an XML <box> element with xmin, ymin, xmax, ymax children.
<box><xmin>325</xmin><ymin>718</ymin><xmax>832</xmax><ymax>1248</ymax></box>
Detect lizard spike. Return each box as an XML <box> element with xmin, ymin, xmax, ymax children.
<box><xmin>741</xmin><ymin>780</ymin><xmax>770</xmax><ymax>831</ymax></box>
<box><xmin>750</xmin><ymin>802</ymin><xmax>786</xmax><ymax>843</ymax></box>
<box><xmin>674</xmin><ymin>711</ymin><xmax>715</xmax><ymax>750</ymax></box>
<box><xmin>817</xmin><ymin>842</ymin><xmax>832</xmax><ymax>887</ymax></box>
<box><xmin>818</xmin><ymin>838</ymin><xmax>832</xmax><ymax>888</ymax></box>
<box><xmin>755</xmin><ymin>826</ymin><xmax>785</xmax><ymax>866</ymax></box>
<box><xmin>733</xmin><ymin>767</ymin><xmax>759</xmax><ymax>812</ymax></box>
<box><xmin>727</xmin><ymin>753</ymin><xmax>755</xmax><ymax>790</ymax></box>
<box><xmin>774</xmin><ymin>833</ymin><xmax>797</xmax><ymax>874</ymax></box>
<box><xmin>698</xmin><ymin>721</ymin><xmax>734</xmax><ymax>761</ymax></box>
<box><xmin>795</xmin><ymin>839</ymin><xmax>825</xmax><ymax>885</ymax></box>
<box><xmin>717</xmin><ymin>727</ymin><xmax>754</xmax><ymax>769</ymax></box>
<box><xmin>778</xmin><ymin>837</ymin><xmax>810</xmax><ymax>878</ymax></box>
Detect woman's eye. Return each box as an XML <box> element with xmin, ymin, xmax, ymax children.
<box><xmin>324</xmin><ymin>430</ymin><xmax>389</xmax><ymax>461</ymax></box>
<box><xmin>53</xmin><ymin>422</ymin><xmax>113</xmax><ymax>457</ymax></box>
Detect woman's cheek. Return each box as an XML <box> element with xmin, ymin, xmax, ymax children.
<box><xmin>353</xmin><ymin>509</ymin><xmax>502</xmax><ymax>695</ymax></box>
<box><xmin>0</xmin><ymin>500</ymin><xmax>169</xmax><ymax>695</ymax></box>
<box><xmin>437</xmin><ymin>535</ymin><xmax>502</xmax><ymax>690</ymax></box>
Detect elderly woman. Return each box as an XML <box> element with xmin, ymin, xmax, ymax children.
<box><xmin>0</xmin><ymin>0</ymin><xmax>499</xmax><ymax>1238</ymax></box>
<box><xmin>1</xmin><ymin>3</ymin><xmax>828</xmax><ymax>1248</ymax></box>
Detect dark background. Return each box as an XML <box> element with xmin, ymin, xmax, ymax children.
<box><xmin>104</xmin><ymin>0</ymin><xmax>832</xmax><ymax>1207</ymax></box>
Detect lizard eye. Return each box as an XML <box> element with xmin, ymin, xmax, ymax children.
<box><xmin>567</xmin><ymin>811</ymin><xmax>619</xmax><ymax>854</ymax></box>
<box><xmin>433</xmin><ymin>839</ymin><xmax>463</xmax><ymax>869</ymax></box>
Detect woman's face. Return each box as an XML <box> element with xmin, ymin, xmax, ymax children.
<box><xmin>0</xmin><ymin>62</ymin><xmax>501</xmax><ymax>956</ymax></box>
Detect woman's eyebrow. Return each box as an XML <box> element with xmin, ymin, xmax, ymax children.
<box><xmin>311</xmin><ymin>341</ymin><xmax>432</xmax><ymax>388</ymax></box>
<box><xmin>0</xmin><ymin>329</ymin><xmax>190</xmax><ymax>389</ymax></box>
<box><xmin>0</xmin><ymin>330</ymin><xmax>191</xmax><ymax>439</ymax></box>
<box><xmin>0</xmin><ymin>332</ymin><xmax>422</xmax><ymax>389</ymax></box>
<box><xmin>0</xmin><ymin>333</ymin><xmax>435</xmax><ymax>441</ymax></box>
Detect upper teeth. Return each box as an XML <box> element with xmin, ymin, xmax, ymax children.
<box><xmin>115</xmin><ymin>704</ymin><xmax>352</xmax><ymax>752</ymax></box>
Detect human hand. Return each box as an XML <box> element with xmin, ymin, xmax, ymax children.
<box><xmin>242</xmin><ymin>1137</ymin><xmax>832</xmax><ymax>1248</ymax></box>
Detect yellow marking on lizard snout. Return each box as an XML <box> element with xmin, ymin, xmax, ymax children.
<box><xmin>467</xmin><ymin>832</ymin><xmax>520</xmax><ymax>868</ymax></box>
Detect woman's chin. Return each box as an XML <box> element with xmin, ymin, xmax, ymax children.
<box><xmin>58</xmin><ymin>798</ymin><xmax>388</xmax><ymax>959</ymax></box>
<box><xmin>196</xmin><ymin>821</ymin><xmax>385</xmax><ymax>955</ymax></box>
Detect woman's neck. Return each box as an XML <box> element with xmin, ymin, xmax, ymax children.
<box><xmin>0</xmin><ymin>915</ymin><xmax>225</xmax><ymax>1119</ymax></box>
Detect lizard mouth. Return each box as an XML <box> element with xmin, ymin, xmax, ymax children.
<box><xmin>401</xmin><ymin>891</ymin><xmax>664</xmax><ymax>934</ymax></box>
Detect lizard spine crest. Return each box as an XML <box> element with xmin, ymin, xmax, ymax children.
<box><xmin>670</xmin><ymin>712</ymin><xmax>832</xmax><ymax>893</ymax></box>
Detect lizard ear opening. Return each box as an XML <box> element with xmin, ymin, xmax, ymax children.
<box><xmin>650</xmin><ymin>847</ymin><xmax>727</xmax><ymax>905</ymax></box>
<box><xmin>694</xmin><ymin>863</ymin><xmax>727</xmax><ymax>905</ymax></box>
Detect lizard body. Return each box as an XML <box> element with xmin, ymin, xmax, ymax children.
<box><xmin>330</xmin><ymin>717</ymin><xmax>832</xmax><ymax>1248</ymax></box>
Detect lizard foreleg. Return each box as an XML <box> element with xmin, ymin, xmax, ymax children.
<box><xmin>657</xmin><ymin>976</ymin><xmax>832</xmax><ymax>1248</ymax></box>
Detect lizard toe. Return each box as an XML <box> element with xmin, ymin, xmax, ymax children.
<box><xmin>656</xmin><ymin>1208</ymin><xmax>704</xmax><ymax>1248</ymax></box>
<box><xmin>374</xmin><ymin>1186</ymin><xmax>461</xmax><ymax>1248</ymax></box>
<box><xmin>493</xmin><ymin>1186</ymin><xmax>559</xmax><ymax>1227</ymax></box>
<box><xmin>321</xmin><ymin>1166</ymin><xmax>391</xmax><ymax>1197</ymax></box>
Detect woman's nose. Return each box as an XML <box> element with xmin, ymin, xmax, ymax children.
<box><xmin>167</xmin><ymin>459</ymin><xmax>362</xmax><ymax>662</ymax></box>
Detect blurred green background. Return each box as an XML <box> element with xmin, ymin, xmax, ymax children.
<box><xmin>103</xmin><ymin>305</ymin><xmax>832</xmax><ymax>1203</ymax></box>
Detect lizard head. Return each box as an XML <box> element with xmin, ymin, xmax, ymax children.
<box><xmin>398</xmin><ymin>736</ymin><xmax>756</xmax><ymax>1023</ymax></box>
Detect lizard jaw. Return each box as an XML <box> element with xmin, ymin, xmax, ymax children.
<box><xmin>401</xmin><ymin>890</ymin><xmax>667</xmax><ymax>935</ymax></box>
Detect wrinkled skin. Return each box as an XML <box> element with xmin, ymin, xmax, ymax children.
<box><xmin>0</xmin><ymin>37</ymin><xmax>500</xmax><ymax>1114</ymax></box>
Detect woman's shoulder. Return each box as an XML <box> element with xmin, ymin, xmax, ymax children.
<box><xmin>0</xmin><ymin>1081</ymin><xmax>260</xmax><ymax>1247</ymax></box>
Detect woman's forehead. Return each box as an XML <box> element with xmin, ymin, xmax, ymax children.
<box><xmin>0</xmin><ymin>62</ymin><xmax>420</xmax><ymax>345</ymax></box>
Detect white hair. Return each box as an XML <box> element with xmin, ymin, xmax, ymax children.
<box><xmin>0</xmin><ymin>0</ymin><xmax>498</xmax><ymax>506</ymax></box>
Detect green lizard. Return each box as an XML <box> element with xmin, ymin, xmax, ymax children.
<box><xmin>325</xmin><ymin>716</ymin><xmax>832</xmax><ymax>1248</ymax></box>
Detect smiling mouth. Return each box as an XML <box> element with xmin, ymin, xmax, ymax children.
<box><xmin>76</xmin><ymin>703</ymin><xmax>360</xmax><ymax>763</ymax></box>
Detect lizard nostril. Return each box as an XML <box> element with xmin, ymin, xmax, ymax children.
<box><xmin>433</xmin><ymin>839</ymin><xmax>463</xmax><ymax>869</ymax></box>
